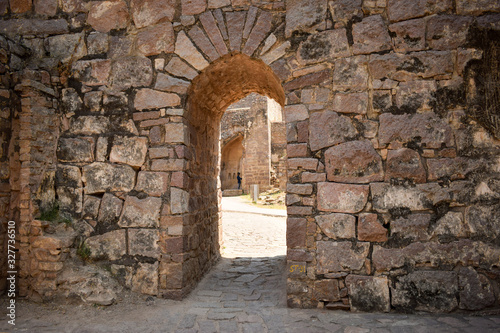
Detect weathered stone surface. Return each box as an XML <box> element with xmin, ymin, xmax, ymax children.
<box><xmin>47</xmin><ymin>33</ymin><xmax>86</xmax><ymax>62</ymax></box>
<box><xmin>285</xmin><ymin>0</ymin><xmax>328</xmax><ymax>37</ymax></box>
<box><xmin>0</xmin><ymin>19</ymin><xmax>68</xmax><ymax>36</ymax></box>
<box><xmin>284</xmin><ymin>104</ymin><xmax>308</xmax><ymax>123</ymax></box>
<box><xmin>188</xmin><ymin>25</ymin><xmax>219</xmax><ymax>62</ymax></box>
<box><xmin>385</xmin><ymin>148</ymin><xmax>426</xmax><ymax>183</ymax></box>
<box><xmin>97</xmin><ymin>193</ymin><xmax>123</xmax><ymax>227</ymax></box>
<box><xmin>387</xmin><ymin>0</ymin><xmax>452</xmax><ymax>22</ymax></box>
<box><xmin>137</xmin><ymin>22</ymin><xmax>175</xmax><ymax>56</ymax></box>
<box><xmin>392</xmin><ymin>271</ymin><xmax>458</xmax><ymax>312</ymax></box>
<box><xmin>458</xmin><ymin>0</ymin><xmax>500</xmax><ymax>15</ymax></box>
<box><xmin>465</xmin><ymin>204</ymin><xmax>500</xmax><ymax>243</ymax></box>
<box><xmin>346</xmin><ymin>275</ymin><xmax>390</xmax><ymax>312</ymax></box>
<box><xmin>317</xmin><ymin>182</ymin><xmax>369</xmax><ymax>213</ymax></box>
<box><xmin>110</xmin><ymin>56</ymin><xmax>153</xmax><ymax>90</ymax></box>
<box><xmin>57</xmin><ymin>186</ymin><xmax>83</xmax><ymax>214</ymax></box>
<box><xmin>109</xmin><ymin>35</ymin><xmax>133</xmax><ymax>58</ymax></box>
<box><xmin>135</xmin><ymin>89</ymin><xmax>180</xmax><ymax>110</ymax></box>
<box><xmin>10</xmin><ymin>0</ymin><xmax>32</xmax><ymax>13</ymax></box>
<box><xmin>128</xmin><ymin>262</ymin><xmax>158</xmax><ymax>295</ymax></box>
<box><xmin>358</xmin><ymin>213</ymin><xmax>387</xmax><ymax>242</ymax></box>
<box><xmin>287</xmin><ymin>217</ymin><xmax>306</xmax><ymax>248</ymax></box>
<box><xmin>325</xmin><ymin>140</ymin><xmax>383</xmax><ymax>183</ymax></box>
<box><xmin>297</xmin><ymin>29</ymin><xmax>350</xmax><ymax>65</ymax></box>
<box><xmin>391</xmin><ymin>213</ymin><xmax>432</xmax><ymax>242</ymax></box>
<box><xmin>57</xmin><ymin>137</ymin><xmax>94</xmax><ymax>163</ymax></box>
<box><xmin>313</xmin><ymin>279</ymin><xmax>340</xmax><ymax>302</ymax></box>
<box><xmin>309</xmin><ymin>111</ymin><xmax>358</xmax><ymax>151</ymax></box>
<box><xmin>316</xmin><ymin>241</ymin><xmax>370</xmax><ymax>273</ymax></box>
<box><xmin>284</xmin><ymin>69</ymin><xmax>331</xmax><ymax>92</ymax></box>
<box><xmin>332</xmin><ymin>56</ymin><xmax>368</xmax><ymax>91</ymax></box>
<box><xmin>287</xmin><ymin>143</ymin><xmax>308</xmax><ymax>158</ymax></box>
<box><xmin>88</xmin><ymin>0</ymin><xmax>129</xmax><ymax>33</ymax></box>
<box><xmin>135</xmin><ymin>172</ymin><xmax>169</xmax><ymax>196</ymax></box>
<box><xmin>458</xmin><ymin>267</ymin><xmax>495</xmax><ymax>310</ymax></box>
<box><xmin>316</xmin><ymin>213</ymin><xmax>355</xmax><ymax>239</ymax></box>
<box><xmin>128</xmin><ymin>229</ymin><xmax>159</xmax><ymax>258</ymax></box>
<box><xmin>395</xmin><ymin>80</ymin><xmax>437</xmax><ymax>111</ymax></box>
<box><xmin>72</xmin><ymin>60</ymin><xmax>111</xmax><ymax>86</ymax></box>
<box><xmin>69</xmin><ymin>116</ymin><xmax>110</xmax><ymax>136</ymax></box>
<box><xmin>287</xmin><ymin>158</ymin><xmax>318</xmax><ymax>171</ymax></box>
<box><xmin>165</xmin><ymin>57</ymin><xmax>198</xmax><ymax>80</ymax></box>
<box><xmin>226</xmin><ymin>11</ymin><xmax>245</xmax><ymax>51</ymax></box>
<box><xmin>56</xmin><ymin>165</ymin><xmax>81</xmax><ymax>188</ymax></box>
<box><xmin>164</xmin><ymin>123</ymin><xmax>187</xmax><ymax>144</ymax></box>
<box><xmin>61</xmin><ymin>88</ymin><xmax>82</xmax><ymax>114</ymax></box>
<box><xmin>131</xmin><ymin>0</ymin><xmax>175</xmax><ymax>29</ymax></box>
<box><xmin>155</xmin><ymin>73</ymin><xmax>190</xmax><ymax>95</ymax></box>
<box><xmin>109</xmin><ymin>136</ymin><xmax>148</xmax><ymax>167</ymax></box>
<box><xmin>200</xmin><ymin>11</ymin><xmax>228</xmax><ymax>56</ymax></box>
<box><xmin>82</xmin><ymin>162</ymin><xmax>136</xmax><ymax>194</ymax></box>
<box><xmin>426</xmin><ymin>15</ymin><xmax>473</xmax><ymax>50</ymax></box>
<box><xmin>431</xmin><ymin>211</ymin><xmax>469</xmax><ymax>239</ymax></box>
<box><xmin>379</xmin><ymin>113</ymin><xmax>454</xmax><ymax>149</ymax></box>
<box><xmin>85</xmin><ymin>230</ymin><xmax>126</xmax><ymax>260</ymax></box>
<box><xmin>171</xmin><ymin>187</ymin><xmax>189</xmax><ymax>214</ymax></box>
<box><xmin>151</xmin><ymin>159</ymin><xmax>186</xmax><ymax>171</ymax></box>
<box><xmin>84</xmin><ymin>91</ymin><xmax>103</xmax><ymax>112</ymax></box>
<box><xmin>175</xmin><ymin>31</ymin><xmax>209</xmax><ymax>71</ymax></box>
<box><xmin>287</xmin><ymin>184</ymin><xmax>313</xmax><ymax>195</ymax></box>
<box><xmin>182</xmin><ymin>0</ymin><xmax>206</xmax><ymax>15</ymax></box>
<box><xmin>332</xmin><ymin>92</ymin><xmax>368</xmax><ymax>114</ymax></box>
<box><xmin>389</xmin><ymin>19</ymin><xmax>426</xmax><ymax>53</ymax></box>
<box><xmin>352</xmin><ymin>15</ymin><xmax>391</xmax><ymax>55</ymax></box>
<box><xmin>328</xmin><ymin>0</ymin><xmax>363</xmax><ymax>24</ymax></box>
<box><xmin>118</xmin><ymin>196</ymin><xmax>162</xmax><ymax>227</ymax></box>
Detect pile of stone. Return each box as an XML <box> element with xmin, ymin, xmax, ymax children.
<box><xmin>257</xmin><ymin>188</ymin><xmax>285</xmax><ymax>206</ymax></box>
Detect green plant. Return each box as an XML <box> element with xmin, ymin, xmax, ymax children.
<box><xmin>77</xmin><ymin>241</ymin><xmax>92</xmax><ymax>261</ymax></box>
<box><xmin>37</xmin><ymin>201</ymin><xmax>73</xmax><ymax>226</ymax></box>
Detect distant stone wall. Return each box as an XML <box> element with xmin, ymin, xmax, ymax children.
<box><xmin>0</xmin><ymin>0</ymin><xmax>499</xmax><ymax>313</ymax></box>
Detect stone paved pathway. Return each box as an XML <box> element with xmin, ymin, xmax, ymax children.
<box><xmin>2</xmin><ymin>198</ymin><xmax>500</xmax><ymax>332</ymax></box>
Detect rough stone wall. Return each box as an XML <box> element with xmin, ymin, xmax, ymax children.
<box><xmin>0</xmin><ymin>0</ymin><xmax>499</xmax><ymax>313</ymax></box>
<box><xmin>271</xmin><ymin>122</ymin><xmax>286</xmax><ymax>190</ymax></box>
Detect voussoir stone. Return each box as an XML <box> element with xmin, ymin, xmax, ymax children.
<box><xmin>155</xmin><ymin>73</ymin><xmax>190</xmax><ymax>94</ymax></box>
<box><xmin>82</xmin><ymin>162</ymin><xmax>136</xmax><ymax>194</ymax></box>
<box><xmin>85</xmin><ymin>230</ymin><xmax>126</xmax><ymax>260</ymax></box>
<box><xmin>131</xmin><ymin>0</ymin><xmax>175</xmax><ymax>29</ymax></box>
<box><xmin>316</xmin><ymin>213</ymin><xmax>356</xmax><ymax>239</ymax></box>
<box><xmin>134</xmin><ymin>89</ymin><xmax>180</xmax><ymax>110</ymax></box>
<box><xmin>346</xmin><ymin>275</ymin><xmax>390</xmax><ymax>312</ymax></box>
<box><xmin>118</xmin><ymin>196</ymin><xmax>162</xmax><ymax>227</ymax></box>
<box><xmin>385</xmin><ymin>148</ymin><xmax>426</xmax><ymax>183</ymax></box>
<box><xmin>325</xmin><ymin>140</ymin><xmax>383</xmax><ymax>183</ymax></box>
<box><xmin>316</xmin><ymin>241</ymin><xmax>370</xmax><ymax>274</ymax></box>
<box><xmin>110</xmin><ymin>136</ymin><xmax>148</xmax><ymax>167</ymax></box>
<box><xmin>309</xmin><ymin>111</ymin><xmax>358</xmax><ymax>151</ymax></box>
<box><xmin>317</xmin><ymin>182</ymin><xmax>369</xmax><ymax>213</ymax></box>
<box><xmin>175</xmin><ymin>31</ymin><xmax>209</xmax><ymax>71</ymax></box>
<box><xmin>88</xmin><ymin>0</ymin><xmax>129</xmax><ymax>33</ymax></box>
<box><xmin>297</xmin><ymin>29</ymin><xmax>350</xmax><ymax>65</ymax></box>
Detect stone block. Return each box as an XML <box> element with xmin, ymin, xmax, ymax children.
<box><xmin>155</xmin><ymin>73</ymin><xmax>190</xmax><ymax>95</ymax></box>
<box><xmin>164</xmin><ymin>123</ymin><xmax>187</xmax><ymax>144</ymax></box>
<box><xmin>431</xmin><ymin>211</ymin><xmax>469</xmax><ymax>238</ymax></box>
<box><xmin>128</xmin><ymin>262</ymin><xmax>159</xmax><ymax>295</ymax></box>
<box><xmin>309</xmin><ymin>111</ymin><xmax>358</xmax><ymax>151</ymax></box>
<box><xmin>352</xmin><ymin>15</ymin><xmax>391</xmax><ymax>55</ymax></box>
<box><xmin>379</xmin><ymin>113</ymin><xmax>454</xmax><ymax>149</ymax></box>
<box><xmin>47</xmin><ymin>33</ymin><xmax>86</xmax><ymax>62</ymax></box>
<box><xmin>465</xmin><ymin>204</ymin><xmax>500</xmax><ymax>243</ymax></box>
<box><xmin>457</xmin><ymin>0</ymin><xmax>500</xmax><ymax>15</ymax></box>
<box><xmin>137</xmin><ymin>22</ymin><xmax>175</xmax><ymax>56</ymax></box>
<box><xmin>458</xmin><ymin>267</ymin><xmax>495</xmax><ymax>311</ymax></box>
<box><xmin>313</xmin><ymin>279</ymin><xmax>340</xmax><ymax>302</ymax></box>
<box><xmin>332</xmin><ymin>92</ymin><xmax>368</xmax><ymax>114</ymax></box>
<box><xmin>163</xmin><ymin>262</ymin><xmax>183</xmax><ymax>289</ymax></box>
<box><xmin>131</xmin><ymin>0</ymin><xmax>175</xmax><ymax>28</ymax></box>
<box><xmin>200</xmin><ymin>11</ymin><xmax>228</xmax><ymax>56</ymax></box>
<box><xmin>391</xmin><ymin>213</ymin><xmax>431</xmax><ymax>242</ymax></box>
<box><xmin>171</xmin><ymin>188</ymin><xmax>189</xmax><ymax>214</ymax></box>
<box><xmin>287</xmin><ymin>206</ymin><xmax>313</xmax><ymax>215</ymax></box>
<box><xmin>317</xmin><ymin>182</ymin><xmax>369</xmax><ymax>213</ymax></box>
<box><xmin>385</xmin><ymin>148</ymin><xmax>426</xmax><ymax>183</ymax></box>
<box><xmin>96</xmin><ymin>137</ymin><xmax>108</xmax><ymax>162</ymax></box>
<box><xmin>88</xmin><ymin>0</ymin><xmax>129</xmax><ymax>33</ymax></box>
<box><xmin>97</xmin><ymin>193</ymin><xmax>123</xmax><ymax>227</ymax></box>
<box><xmin>395</xmin><ymin>80</ymin><xmax>437</xmax><ymax>111</ymax></box>
<box><xmin>72</xmin><ymin>59</ymin><xmax>112</xmax><ymax>87</ymax></box>
<box><xmin>57</xmin><ymin>186</ymin><xmax>83</xmax><ymax>214</ymax></box>
<box><xmin>175</xmin><ymin>31</ymin><xmax>209</xmax><ymax>71</ymax></box>
<box><xmin>286</xmin><ymin>183</ymin><xmax>313</xmax><ymax>195</ymax></box>
<box><xmin>111</xmin><ymin>56</ymin><xmax>152</xmax><ymax>91</ymax></box>
<box><xmin>387</xmin><ymin>0</ymin><xmax>452</xmax><ymax>22</ymax></box>
<box><xmin>284</xmin><ymin>69</ymin><xmax>331</xmax><ymax>92</ymax></box>
<box><xmin>284</xmin><ymin>104</ymin><xmax>308</xmax><ymax>123</ymax></box>
<box><xmin>84</xmin><ymin>91</ymin><xmax>103</xmax><ymax>112</ymax></box>
<box><xmin>181</xmin><ymin>0</ymin><xmax>206</xmax><ymax>15</ymax></box>
<box><xmin>332</xmin><ymin>56</ymin><xmax>368</xmax><ymax>92</ymax></box>
<box><xmin>82</xmin><ymin>162</ymin><xmax>136</xmax><ymax>194</ymax></box>
<box><xmin>56</xmin><ymin>164</ymin><xmax>81</xmax><ymax>187</ymax></box>
<box><xmin>110</xmin><ymin>136</ymin><xmax>148</xmax><ymax>167</ymax></box>
<box><xmin>0</xmin><ymin>19</ymin><xmax>68</xmax><ymax>36</ymax></box>
<box><xmin>297</xmin><ymin>29</ymin><xmax>350</xmax><ymax>65</ymax></box>
<box><xmin>287</xmin><ymin>249</ymin><xmax>314</xmax><ymax>262</ymax></box>
<box><xmin>135</xmin><ymin>89</ymin><xmax>180</xmax><ymax>110</ymax></box>
<box><xmin>358</xmin><ymin>213</ymin><xmax>387</xmax><ymax>242</ymax></box>
<box><xmin>61</xmin><ymin>88</ymin><xmax>82</xmax><ymax>114</ymax></box>
<box><xmin>287</xmin><ymin>158</ymin><xmax>318</xmax><ymax>171</ymax></box>
<box><xmin>287</xmin><ymin>143</ymin><xmax>308</xmax><ymax>158</ymax></box>
<box><xmin>151</xmin><ymin>159</ymin><xmax>186</xmax><ymax>172</ymax></box>
<box><xmin>87</xmin><ymin>32</ymin><xmax>109</xmax><ymax>55</ymax></box>
<box><xmin>285</xmin><ymin>0</ymin><xmax>328</xmax><ymax>37</ymax></box>
<box><xmin>316</xmin><ymin>213</ymin><xmax>356</xmax><ymax>240</ymax></box>
<box><xmin>426</xmin><ymin>15</ymin><xmax>473</xmax><ymax>50</ymax></box>
<box><xmin>287</xmin><ymin>217</ymin><xmax>306</xmax><ymax>248</ymax></box>
<box><xmin>128</xmin><ymin>229</ymin><xmax>160</xmax><ymax>259</ymax></box>
<box><xmin>328</xmin><ymin>0</ymin><xmax>363</xmax><ymax>24</ymax></box>
<box><xmin>83</xmin><ymin>195</ymin><xmax>101</xmax><ymax>220</ymax></box>
<box><xmin>10</xmin><ymin>0</ymin><xmax>32</xmax><ymax>13</ymax></box>
<box><xmin>392</xmin><ymin>271</ymin><xmax>458</xmax><ymax>312</ymax></box>
<box><xmin>301</xmin><ymin>172</ymin><xmax>326</xmax><ymax>183</ymax></box>
<box><xmin>389</xmin><ymin>19</ymin><xmax>426</xmax><ymax>53</ymax></box>
<box><xmin>69</xmin><ymin>116</ymin><xmax>110</xmax><ymax>135</ymax></box>
<box><xmin>345</xmin><ymin>275</ymin><xmax>390</xmax><ymax>312</ymax></box>
<box><xmin>370</xmin><ymin>183</ymin><xmax>449</xmax><ymax>212</ymax></box>
<box><xmin>165</xmin><ymin>57</ymin><xmax>198</xmax><ymax>80</ymax></box>
<box><xmin>325</xmin><ymin>140</ymin><xmax>383</xmax><ymax>184</ymax></box>
<box><xmin>57</xmin><ymin>137</ymin><xmax>94</xmax><ymax>163</ymax></box>
<box><xmin>135</xmin><ymin>172</ymin><xmax>169</xmax><ymax>197</ymax></box>
<box><xmin>118</xmin><ymin>196</ymin><xmax>162</xmax><ymax>228</ymax></box>
<box><xmin>316</xmin><ymin>241</ymin><xmax>369</xmax><ymax>274</ymax></box>
<box><xmin>85</xmin><ymin>230</ymin><xmax>126</xmax><ymax>260</ymax></box>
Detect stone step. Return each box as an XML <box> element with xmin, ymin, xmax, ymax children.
<box><xmin>222</xmin><ymin>189</ymin><xmax>244</xmax><ymax>197</ymax></box>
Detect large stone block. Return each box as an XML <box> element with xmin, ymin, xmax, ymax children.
<box><xmin>379</xmin><ymin>113</ymin><xmax>454</xmax><ymax>149</ymax></box>
<box><xmin>109</xmin><ymin>136</ymin><xmax>148</xmax><ymax>167</ymax></box>
<box><xmin>155</xmin><ymin>73</ymin><xmax>190</xmax><ymax>95</ymax></box>
<box><xmin>85</xmin><ymin>230</ymin><xmax>127</xmax><ymax>260</ymax></box>
<box><xmin>287</xmin><ymin>217</ymin><xmax>306</xmax><ymax>248</ymax></box>
<box><xmin>88</xmin><ymin>0</ymin><xmax>129</xmax><ymax>33</ymax></box>
<box><xmin>317</xmin><ymin>182</ymin><xmax>369</xmax><ymax>213</ymax></box>
<box><xmin>389</xmin><ymin>19</ymin><xmax>426</xmax><ymax>53</ymax></box>
<box><xmin>97</xmin><ymin>193</ymin><xmax>123</xmax><ymax>227</ymax></box>
<box><xmin>131</xmin><ymin>0</ymin><xmax>175</xmax><ymax>28</ymax></box>
<box><xmin>370</xmin><ymin>183</ymin><xmax>449</xmax><ymax>212</ymax></box>
<box><xmin>284</xmin><ymin>104</ymin><xmax>309</xmax><ymax>123</ymax></box>
<box><xmin>458</xmin><ymin>267</ymin><xmax>496</xmax><ymax>311</ymax></box>
<box><xmin>332</xmin><ymin>56</ymin><xmax>368</xmax><ymax>91</ymax></box>
<box><xmin>465</xmin><ymin>204</ymin><xmax>500</xmax><ymax>243</ymax></box>
<box><xmin>57</xmin><ymin>137</ymin><xmax>95</xmax><ymax>163</ymax></box>
<box><xmin>358</xmin><ymin>213</ymin><xmax>387</xmax><ymax>242</ymax></box>
<box><xmin>171</xmin><ymin>188</ymin><xmax>189</xmax><ymax>214</ymax></box>
<box><xmin>136</xmin><ymin>22</ymin><xmax>175</xmax><ymax>56</ymax></box>
<box><xmin>69</xmin><ymin>116</ymin><xmax>110</xmax><ymax>135</ymax></box>
<box><xmin>390</xmin><ymin>213</ymin><xmax>431</xmax><ymax>242</ymax></box>
<box><xmin>392</xmin><ymin>271</ymin><xmax>458</xmax><ymax>312</ymax></box>
<box><xmin>457</xmin><ymin>0</ymin><xmax>500</xmax><ymax>15</ymax></box>
<box><xmin>128</xmin><ymin>229</ymin><xmax>159</xmax><ymax>259</ymax></box>
<box><xmin>297</xmin><ymin>29</ymin><xmax>350</xmax><ymax>65</ymax></box>
<box><xmin>309</xmin><ymin>111</ymin><xmax>357</xmax><ymax>151</ymax></box>
<box><xmin>111</xmin><ymin>56</ymin><xmax>153</xmax><ymax>90</ymax></box>
<box><xmin>395</xmin><ymin>80</ymin><xmax>437</xmax><ymax>111</ymax></box>
<box><xmin>56</xmin><ymin>164</ymin><xmax>81</xmax><ymax>187</ymax></box>
<box><xmin>164</xmin><ymin>123</ymin><xmax>188</xmax><ymax>144</ymax></box>
<box><xmin>0</xmin><ymin>19</ymin><xmax>68</xmax><ymax>36</ymax></box>
<box><xmin>57</xmin><ymin>186</ymin><xmax>83</xmax><ymax>214</ymax></box>
<box><xmin>285</xmin><ymin>0</ymin><xmax>328</xmax><ymax>37</ymax></box>
<box><xmin>316</xmin><ymin>213</ymin><xmax>356</xmax><ymax>240</ymax></box>
<box><xmin>316</xmin><ymin>241</ymin><xmax>369</xmax><ymax>274</ymax></box>
<box><xmin>47</xmin><ymin>33</ymin><xmax>86</xmax><ymax>62</ymax></box>
<box><xmin>352</xmin><ymin>15</ymin><xmax>391</xmax><ymax>55</ymax></box>
<box><xmin>128</xmin><ymin>262</ymin><xmax>159</xmax><ymax>295</ymax></box>
<box><xmin>332</xmin><ymin>92</ymin><xmax>368</xmax><ymax>114</ymax></box>
<box><xmin>135</xmin><ymin>172</ymin><xmax>169</xmax><ymax>196</ymax></box>
<box><xmin>118</xmin><ymin>196</ymin><xmax>162</xmax><ymax>228</ymax></box>
<box><xmin>134</xmin><ymin>89</ymin><xmax>180</xmax><ymax>110</ymax></box>
<box><xmin>325</xmin><ymin>140</ymin><xmax>383</xmax><ymax>183</ymax></box>
<box><xmin>387</xmin><ymin>0</ymin><xmax>452</xmax><ymax>22</ymax></box>
<box><xmin>72</xmin><ymin>60</ymin><xmax>112</xmax><ymax>86</ymax></box>
<box><xmin>431</xmin><ymin>211</ymin><xmax>469</xmax><ymax>238</ymax></box>
<box><xmin>82</xmin><ymin>162</ymin><xmax>136</xmax><ymax>194</ymax></box>
<box><xmin>345</xmin><ymin>275</ymin><xmax>390</xmax><ymax>312</ymax></box>
<box><xmin>83</xmin><ymin>195</ymin><xmax>101</xmax><ymax>220</ymax></box>
<box><xmin>426</xmin><ymin>15</ymin><xmax>473</xmax><ymax>50</ymax></box>
<box><xmin>328</xmin><ymin>0</ymin><xmax>363</xmax><ymax>24</ymax></box>
<box><xmin>313</xmin><ymin>279</ymin><xmax>340</xmax><ymax>302</ymax></box>
<box><xmin>385</xmin><ymin>148</ymin><xmax>426</xmax><ymax>183</ymax></box>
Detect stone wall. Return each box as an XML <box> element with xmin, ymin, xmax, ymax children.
<box><xmin>0</xmin><ymin>0</ymin><xmax>499</xmax><ymax>312</ymax></box>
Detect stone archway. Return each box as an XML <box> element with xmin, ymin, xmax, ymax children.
<box><xmin>220</xmin><ymin>135</ymin><xmax>243</xmax><ymax>191</ymax></box>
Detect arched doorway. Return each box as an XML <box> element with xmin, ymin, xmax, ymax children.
<box><xmin>220</xmin><ymin>135</ymin><xmax>244</xmax><ymax>191</ymax></box>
